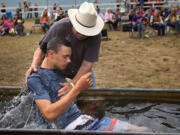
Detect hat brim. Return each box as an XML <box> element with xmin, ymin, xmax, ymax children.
<box><xmin>68</xmin><ymin>9</ymin><xmax>104</xmax><ymax>36</ymax></box>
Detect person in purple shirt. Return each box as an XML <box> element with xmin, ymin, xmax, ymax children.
<box><xmin>132</xmin><ymin>11</ymin><xmax>146</xmax><ymax>38</ymax></box>
<box><xmin>97</xmin><ymin>8</ymin><xmax>105</xmax><ymax>21</ymax></box>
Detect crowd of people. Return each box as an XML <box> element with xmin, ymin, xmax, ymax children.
<box><xmin>0</xmin><ymin>10</ymin><xmax>25</xmax><ymax>36</ymax></box>
<box><xmin>97</xmin><ymin>2</ymin><xmax>180</xmax><ymax>38</ymax></box>
<box><xmin>0</xmin><ymin>1</ymin><xmax>67</xmax><ymax>36</ymax></box>
<box><xmin>1</xmin><ymin>0</ymin><xmax>180</xmax><ymax>38</ymax></box>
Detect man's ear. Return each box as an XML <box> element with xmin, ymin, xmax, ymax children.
<box><xmin>47</xmin><ymin>50</ymin><xmax>55</xmax><ymax>56</ymax></box>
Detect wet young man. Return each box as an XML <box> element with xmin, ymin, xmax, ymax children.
<box><xmin>27</xmin><ymin>38</ymin><xmax>148</xmax><ymax>131</ymax></box>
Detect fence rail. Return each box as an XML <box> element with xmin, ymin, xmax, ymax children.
<box><xmin>0</xmin><ymin>0</ymin><xmax>179</xmax><ymax>18</ymax></box>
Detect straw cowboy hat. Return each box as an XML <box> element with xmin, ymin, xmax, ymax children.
<box><xmin>68</xmin><ymin>2</ymin><xmax>104</xmax><ymax>36</ymax></box>
<box><xmin>120</xmin><ymin>8</ymin><xmax>126</xmax><ymax>13</ymax></box>
<box><xmin>17</xmin><ymin>19</ymin><xmax>22</xmax><ymax>23</ymax></box>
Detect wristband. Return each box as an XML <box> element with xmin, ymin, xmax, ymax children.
<box><xmin>70</xmin><ymin>82</ymin><xmax>75</xmax><ymax>87</ymax></box>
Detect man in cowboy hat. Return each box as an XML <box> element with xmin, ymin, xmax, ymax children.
<box><xmin>26</xmin><ymin>2</ymin><xmax>104</xmax><ymax>95</ymax></box>
<box><xmin>15</xmin><ymin>19</ymin><xmax>25</xmax><ymax>36</ymax></box>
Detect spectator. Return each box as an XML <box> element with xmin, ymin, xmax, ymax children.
<box><xmin>17</xmin><ymin>2</ymin><xmax>23</xmax><ymax>19</ymax></box>
<box><xmin>53</xmin><ymin>7</ymin><xmax>64</xmax><ymax>22</ymax></box>
<box><xmin>132</xmin><ymin>4</ymin><xmax>138</xmax><ymax>17</ymax></box>
<box><xmin>13</xmin><ymin>14</ymin><xmax>19</xmax><ymax>27</ymax></box>
<box><xmin>40</xmin><ymin>8</ymin><xmax>50</xmax><ymax>33</ymax></box>
<box><xmin>164</xmin><ymin>7</ymin><xmax>171</xmax><ymax>18</ymax></box>
<box><xmin>53</xmin><ymin>3</ymin><xmax>57</xmax><ymax>11</ymax></box>
<box><xmin>34</xmin><ymin>3</ymin><xmax>38</xmax><ymax>18</ymax></box>
<box><xmin>15</xmin><ymin>19</ymin><xmax>25</xmax><ymax>36</ymax></box>
<box><xmin>104</xmin><ymin>8</ymin><xmax>117</xmax><ymax>30</ymax></box>
<box><xmin>125</xmin><ymin>0</ymin><xmax>130</xmax><ymax>11</ymax></box>
<box><xmin>4</xmin><ymin>17</ymin><xmax>15</xmax><ymax>36</ymax></box>
<box><xmin>41</xmin><ymin>8</ymin><xmax>51</xmax><ymax>18</ymax></box>
<box><xmin>132</xmin><ymin>11</ymin><xmax>146</xmax><ymax>38</ymax></box>
<box><xmin>176</xmin><ymin>5</ymin><xmax>180</xmax><ymax>15</ymax></box>
<box><xmin>140</xmin><ymin>0</ymin><xmax>144</xmax><ymax>10</ymax></box>
<box><xmin>0</xmin><ymin>19</ymin><xmax>6</xmax><ymax>36</ymax></box>
<box><xmin>16</xmin><ymin>8</ymin><xmax>22</xmax><ymax>20</ymax></box>
<box><xmin>116</xmin><ymin>0</ymin><xmax>121</xmax><ymax>8</ymax></box>
<box><xmin>160</xmin><ymin>7</ymin><xmax>166</xmax><ymax>21</ymax></box>
<box><xmin>115</xmin><ymin>8</ymin><xmax>121</xmax><ymax>25</ymax></box>
<box><xmin>165</xmin><ymin>8</ymin><xmax>180</xmax><ymax>34</ymax></box>
<box><xmin>27</xmin><ymin>2</ymin><xmax>33</xmax><ymax>18</ymax></box>
<box><xmin>1</xmin><ymin>14</ymin><xmax>6</xmax><ymax>21</ymax></box>
<box><xmin>150</xmin><ymin>9</ymin><xmax>165</xmax><ymax>36</ymax></box>
<box><xmin>127</xmin><ymin>9</ymin><xmax>134</xmax><ymax>22</ymax></box>
<box><xmin>143</xmin><ymin>9</ymin><xmax>151</xmax><ymax>23</ymax></box>
<box><xmin>149</xmin><ymin>5</ymin><xmax>155</xmax><ymax>16</ymax></box>
<box><xmin>97</xmin><ymin>8</ymin><xmax>105</xmax><ymax>21</ymax></box>
<box><xmin>23</xmin><ymin>0</ymin><xmax>28</xmax><ymax>11</ymax></box>
<box><xmin>1</xmin><ymin>2</ymin><xmax>6</xmax><ymax>15</ymax></box>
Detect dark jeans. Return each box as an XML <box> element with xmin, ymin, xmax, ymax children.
<box><xmin>167</xmin><ymin>21</ymin><xmax>180</xmax><ymax>33</ymax></box>
<box><xmin>133</xmin><ymin>21</ymin><xmax>144</xmax><ymax>38</ymax></box>
<box><xmin>27</xmin><ymin>13</ymin><xmax>32</xmax><ymax>18</ymax></box>
<box><xmin>41</xmin><ymin>23</ymin><xmax>50</xmax><ymax>33</ymax></box>
<box><xmin>34</xmin><ymin>12</ymin><xmax>38</xmax><ymax>18</ymax></box>
<box><xmin>153</xmin><ymin>24</ymin><xmax>165</xmax><ymax>36</ymax></box>
<box><xmin>175</xmin><ymin>20</ymin><xmax>180</xmax><ymax>33</ymax></box>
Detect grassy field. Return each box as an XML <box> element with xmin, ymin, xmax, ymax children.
<box><xmin>0</xmin><ymin>19</ymin><xmax>180</xmax><ymax>89</ymax></box>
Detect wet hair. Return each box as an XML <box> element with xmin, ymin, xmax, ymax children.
<box><xmin>47</xmin><ymin>38</ymin><xmax>71</xmax><ymax>54</ymax></box>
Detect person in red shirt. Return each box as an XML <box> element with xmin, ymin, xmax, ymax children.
<box><xmin>40</xmin><ymin>8</ymin><xmax>50</xmax><ymax>33</ymax></box>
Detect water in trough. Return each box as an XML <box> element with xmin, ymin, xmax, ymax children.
<box><xmin>0</xmin><ymin>93</ymin><xmax>180</xmax><ymax>133</ymax></box>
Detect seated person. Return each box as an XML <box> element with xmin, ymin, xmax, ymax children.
<box><xmin>97</xmin><ymin>8</ymin><xmax>105</xmax><ymax>22</ymax></box>
<box><xmin>53</xmin><ymin>7</ymin><xmax>64</xmax><ymax>22</ymax></box>
<box><xmin>150</xmin><ymin>9</ymin><xmax>165</xmax><ymax>36</ymax></box>
<box><xmin>114</xmin><ymin>8</ymin><xmax>121</xmax><ymax>26</ymax></box>
<box><xmin>104</xmin><ymin>8</ymin><xmax>117</xmax><ymax>30</ymax></box>
<box><xmin>165</xmin><ymin>8</ymin><xmax>180</xmax><ymax>34</ymax></box>
<box><xmin>127</xmin><ymin>9</ymin><xmax>134</xmax><ymax>22</ymax></box>
<box><xmin>41</xmin><ymin>8</ymin><xmax>51</xmax><ymax>18</ymax></box>
<box><xmin>40</xmin><ymin>9</ymin><xmax>50</xmax><ymax>33</ymax></box>
<box><xmin>13</xmin><ymin>14</ymin><xmax>24</xmax><ymax>27</ymax></box>
<box><xmin>27</xmin><ymin>38</ymin><xmax>149</xmax><ymax>132</ymax></box>
<box><xmin>132</xmin><ymin>11</ymin><xmax>146</xmax><ymax>38</ymax></box>
<box><xmin>0</xmin><ymin>19</ymin><xmax>6</xmax><ymax>36</ymax></box>
<box><xmin>1</xmin><ymin>14</ymin><xmax>6</xmax><ymax>21</ymax></box>
<box><xmin>143</xmin><ymin>9</ymin><xmax>151</xmax><ymax>23</ymax></box>
<box><xmin>4</xmin><ymin>17</ymin><xmax>15</xmax><ymax>35</ymax></box>
<box><xmin>15</xmin><ymin>19</ymin><xmax>25</xmax><ymax>36</ymax></box>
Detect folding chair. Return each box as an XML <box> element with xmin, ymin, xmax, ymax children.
<box><xmin>120</xmin><ymin>15</ymin><xmax>131</xmax><ymax>31</ymax></box>
<box><xmin>32</xmin><ymin>18</ymin><xmax>41</xmax><ymax>33</ymax></box>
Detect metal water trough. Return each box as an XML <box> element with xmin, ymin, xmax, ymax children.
<box><xmin>0</xmin><ymin>129</ymin><xmax>180</xmax><ymax>135</ymax></box>
<box><xmin>0</xmin><ymin>86</ymin><xmax>180</xmax><ymax>135</ymax></box>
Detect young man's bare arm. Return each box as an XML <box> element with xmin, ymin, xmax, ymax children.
<box><xmin>25</xmin><ymin>47</ymin><xmax>45</xmax><ymax>82</ymax></box>
<box><xmin>58</xmin><ymin>60</ymin><xmax>93</xmax><ymax>97</ymax></box>
<box><xmin>35</xmin><ymin>73</ymin><xmax>92</xmax><ymax>122</ymax></box>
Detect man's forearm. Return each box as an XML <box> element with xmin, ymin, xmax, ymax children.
<box><xmin>31</xmin><ymin>47</ymin><xmax>45</xmax><ymax>67</ymax></box>
<box><xmin>72</xmin><ymin>60</ymin><xmax>93</xmax><ymax>85</ymax></box>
